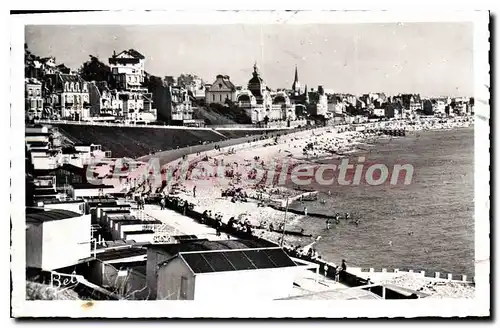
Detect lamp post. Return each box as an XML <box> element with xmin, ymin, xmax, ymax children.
<box><xmin>279</xmin><ymin>197</ymin><xmax>289</xmax><ymax>248</ymax></box>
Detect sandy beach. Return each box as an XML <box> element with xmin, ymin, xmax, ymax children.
<box><xmin>160</xmin><ymin>116</ymin><xmax>474</xmax><ymax>252</ymax></box>
<box><xmin>124</xmin><ymin>117</ymin><xmax>476</xmax><ymax>298</ymax></box>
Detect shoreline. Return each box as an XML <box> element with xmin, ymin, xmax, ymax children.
<box><xmin>123</xmin><ymin>117</ymin><xmax>475</xmax><ymax>297</ymax></box>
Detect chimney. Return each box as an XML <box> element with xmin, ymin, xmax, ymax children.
<box><xmin>113</xmin><ymin>50</ymin><xmax>116</xmax><ymax>56</ymax></box>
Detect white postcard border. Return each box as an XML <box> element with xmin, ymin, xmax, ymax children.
<box><xmin>10</xmin><ymin>10</ymin><xmax>490</xmax><ymax>318</ymax></box>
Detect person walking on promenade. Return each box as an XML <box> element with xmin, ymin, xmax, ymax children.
<box><xmin>340</xmin><ymin>259</ymin><xmax>347</xmax><ymax>282</ymax></box>
<box><xmin>160</xmin><ymin>197</ymin><xmax>165</xmax><ymax>210</ymax></box>
<box><xmin>215</xmin><ymin>218</ymin><xmax>222</xmax><ymax>237</ymax></box>
<box><xmin>335</xmin><ymin>266</ymin><xmax>340</xmax><ymax>282</ymax></box>
<box><xmin>323</xmin><ymin>264</ymin><xmax>329</xmax><ymax>281</ymax></box>
<box><xmin>193</xmin><ymin>185</ymin><xmax>197</xmax><ymax>198</ymax></box>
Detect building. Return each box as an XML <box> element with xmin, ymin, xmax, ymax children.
<box><xmin>44</xmin><ymin>73</ymin><xmax>90</xmax><ymax>120</ymax></box>
<box><xmin>40</xmin><ymin>57</ymin><xmax>57</xmax><ymax>75</ymax></box>
<box><xmin>235</xmin><ymin>63</ymin><xmax>292</xmax><ymax>123</ymax></box>
<box><xmin>205</xmin><ymin>75</ymin><xmax>237</xmax><ymax>105</ymax></box>
<box><xmin>146</xmin><ymin>239</ymin><xmax>279</xmax><ymax>299</ymax></box>
<box><xmin>270</xmin><ymin>91</ymin><xmax>296</xmax><ymax>121</ymax></box>
<box><xmin>90</xmin><ymin>247</ymin><xmax>150</xmax><ymax>300</ymax></box>
<box><xmin>166</xmin><ymin>85</ymin><xmax>194</xmax><ymax>123</ymax></box>
<box><xmin>69</xmin><ymin>183</ymin><xmax>116</xmax><ymax>199</ymax></box>
<box><xmin>372</xmin><ymin>108</ymin><xmax>386</xmax><ymax>117</ymax></box>
<box><xmin>308</xmin><ymin>86</ymin><xmax>329</xmax><ymax>118</ymax></box>
<box><xmin>409</xmin><ymin>95</ymin><xmax>422</xmax><ymax>112</ymax></box>
<box><xmin>156</xmin><ymin>247</ymin><xmax>300</xmax><ymax>300</ymax></box>
<box><xmin>109</xmin><ymin>49</ymin><xmax>145</xmax><ymax>91</ymax></box>
<box><xmin>107</xmin><ymin>49</ymin><xmax>156</xmax><ymax>122</ymax></box>
<box><xmin>26</xmin><ymin>209</ymin><xmax>91</xmax><ymax>270</ymax></box>
<box><xmin>291</xmin><ymin>65</ymin><xmax>302</xmax><ymax>95</ymax></box>
<box><xmin>25</xmin><ymin>78</ymin><xmax>44</xmax><ymax>120</ymax></box>
<box><xmin>185</xmin><ymin>76</ymin><xmax>206</xmax><ymax>101</ymax></box>
<box><xmin>88</xmin><ymin>81</ymin><xmax>119</xmax><ymax>117</ymax></box>
<box><xmin>433</xmin><ymin>99</ymin><xmax>447</xmax><ymax>115</ymax></box>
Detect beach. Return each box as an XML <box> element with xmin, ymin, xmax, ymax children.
<box><xmin>154</xmin><ymin>117</ymin><xmax>474</xmax><ymax>278</ymax></box>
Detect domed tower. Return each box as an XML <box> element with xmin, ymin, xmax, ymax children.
<box><xmin>292</xmin><ymin>65</ymin><xmax>301</xmax><ymax>94</ymax></box>
<box><xmin>248</xmin><ymin>62</ymin><xmax>266</xmax><ymax>104</ymax></box>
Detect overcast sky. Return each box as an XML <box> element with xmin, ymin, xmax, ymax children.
<box><xmin>25</xmin><ymin>23</ymin><xmax>473</xmax><ymax>97</ymax></box>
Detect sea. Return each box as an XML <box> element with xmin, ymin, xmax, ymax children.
<box><xmin>287</xmin><ymin>128</ymin><xmax>475</xmax><ymax>278</ymax></box>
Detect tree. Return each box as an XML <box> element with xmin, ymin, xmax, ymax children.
<box><xmin>79</xmin><ymin>55</ymin><xmax>114</xmax><ymax>85</ymax></box>
<box><xmin>422</xmin><ymin>100</ymin><xmax>433</xmax><ymax>115</ymax></box>
<box><xmin>177</xmin><ymin>74</ymin><xmax>203</xmax><ymax>88</ymax></box>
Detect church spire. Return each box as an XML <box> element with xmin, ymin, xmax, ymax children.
<box><xmin>292</xmin><ymin>65</ymin><xmax>301</xmax><ymax>93</ymax></box>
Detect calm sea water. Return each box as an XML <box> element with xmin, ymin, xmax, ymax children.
<box><xmin>288</xmin><ymin>128</ymin><xmax>474</xmax><ymax>277</ymax></box>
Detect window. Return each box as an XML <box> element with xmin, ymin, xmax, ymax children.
<box><xmin>37</xmin><ymin>100</ymin><xmax>43</xmax><ymax>108</ymax></box>
<box><xmin>180</xmin><ymin>276</ymin><xmax>188</xmax><ymax>300</ymax></box>
<box><xmin>28</xmin><ymin>89</ymin><xmax>33</xmax><ymax>96</ymax></box>
<box><xmin>64</xmin><ymin>82</ymin><xmax>69</xmax><ymax>91</ymax></box>
<box><xmin>70</xmin><ymin>82</ymin><xmax>75</xmax><ymax>91</ymax></box>
<box><xmin>30</xmin><ymin>99</ymin><xmax>35</xmax><ymax>109</ymax></box>
<box><xmin>212</xmin><ymin>94</ymin><xmax>215</xmax><ymax>101</ymax></box>
<box><xmin>219</xmin><ymin>94</ymin><xmax>222</xmax><ymax>102</ymax></box>
<box><xmin>36</xmin><ymin>89</ymin><xmax>40</xmax><ymax>96</ymax></box>
<box><xmin>219</xmin><ymin>83</ymin><xmax>222</xmax><ymax>89</ymax></box>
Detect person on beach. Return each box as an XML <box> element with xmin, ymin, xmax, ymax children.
<box><xmin>345</xmin><ymin>212</ymin><xmax>350</xmax><ymax>220</ymax></box>
<box><xmin>304</xmin><ymin>207</ymin><xmax>308</xmax><ymax>216</ymax></box>
<box><xmin>215</xmin><ymin>218</ymin><xmax>222</xmax><ymax>237</ymax></box>
<box><xmin>326</xmin><ymin>219</ymin><xmax>331</xmax><ymax>230</ymax></box>
<box><xmin>355</xmin><ymin>219</ymin><xmax>360</xmax><ymax>226</ymax></box>
<box><xmin>193</xmin><ymin>186</ymin><xmax>196</xmax><ymax>198</ymax></box>
<box><xmin>340</xmin><ymin>260</ymin><xmax>347</xmax><ymax>281</ymax></box>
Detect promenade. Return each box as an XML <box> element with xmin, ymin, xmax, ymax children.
<box><xmin>140</xmin><ymin>204</ymin><xmax>231</xmax><ymax>241</ymax></box>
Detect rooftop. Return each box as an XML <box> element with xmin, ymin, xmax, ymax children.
<box><xmin>110</xmin><ymin>49</ymin><xmax>145</xmax><ymax>60</ymax></box>
<box><xmin>71</xmin><ymin>183</ymin><xmax>114</xmax><ymax>190</ymax></box>
<box><xmin>147</xmin><ymin>239</ymin><xmax>278</xmax><ymax>255</ymax></box>
<box><xmin>177</xmin><ymin>247</ymin><xmax>297</xmax><ymax>274</ymax></box>
<box><xmin>96</xmin><ymin>247</ymin><xmax>147</xmax><ymax>262</ymax></box>
<box><xmin>26</xmin><ymin>209</ymin><xmax>81</xmax><ymax>224</ymax></box>
<box><xmin>111</xmin><ymin>218</ymin><xmax>161</xmax><ymax>225</ymax></box>
<box><xmin>125</xmin><ymin>230</ymin><xmax>155</xmax><ymax>235</ymax></box>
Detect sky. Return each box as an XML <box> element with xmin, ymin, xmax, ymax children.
<box><xmin>25</xmin><ymin>23</ymin><xmax>473</xmax><ymax>97</ymax></box>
